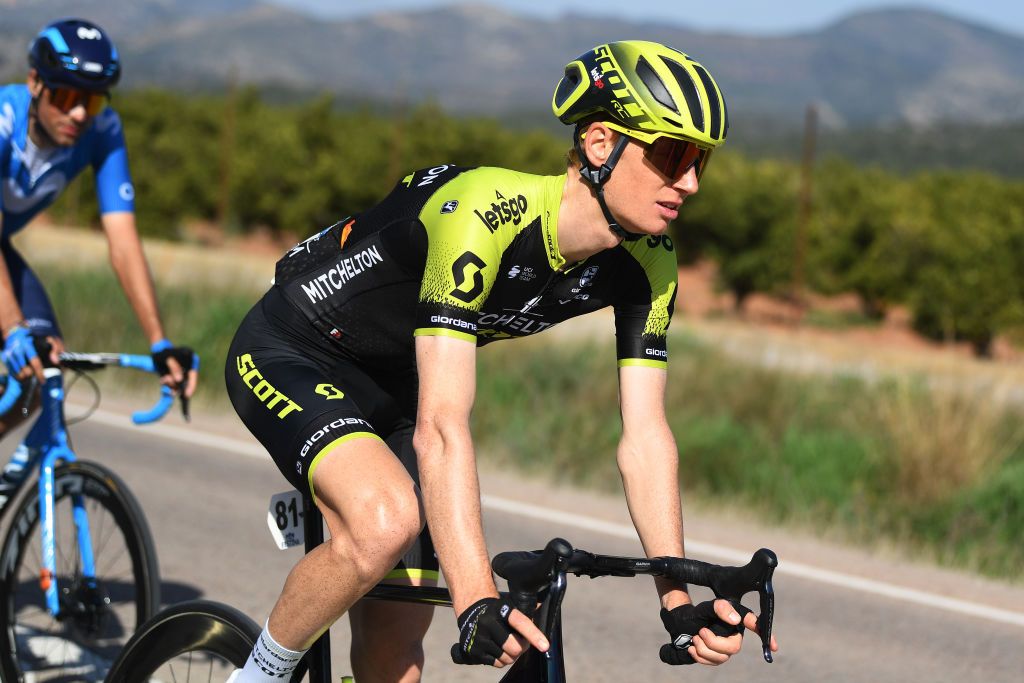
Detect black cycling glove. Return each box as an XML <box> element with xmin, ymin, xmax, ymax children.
<box><xmin>659</xmin><ymin>599</ymin><xmax>750</xmax><ymax>665</ymax></box>
<box><xmin>150</xmin><ymin>340</ymin><xmax>197</xmax><ymax>385</ymax></box>
<box><xmin>451</xmin><ymin>597</ymin><xmax>515</xmax><ymax>665</ymax></box>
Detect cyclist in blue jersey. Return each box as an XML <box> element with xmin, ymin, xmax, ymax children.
<box><xmin>0</xmin><ymin>18</ymin><xmax>198</xmax><ymax>431</ymax></box>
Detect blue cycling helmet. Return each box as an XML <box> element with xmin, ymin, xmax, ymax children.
<box><xmin>28</xmin><ymin>18</ymin><xmax>121</xmax><ymax>91</ymax></box>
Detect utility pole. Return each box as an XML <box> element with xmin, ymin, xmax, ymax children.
<box><xmin>217</xmin><ymin>66</ymin><xmax>239</xmax><ymax>233</ymax></box>
<box><xmin>793</xmin><ymin>102</ymin><xmax>818</xmax><ymax>310</ymax></box>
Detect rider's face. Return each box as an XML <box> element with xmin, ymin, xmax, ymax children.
<box><xmin>605</xmin><ymin>136</ymin><xmax>700</xmax><ymax>236</ymax></box>
<box><xmin>27</xmin><ymin>71</ymin><xmax>99</xmax><ymax>147</ymax></box>
<box><xmin>581</xmin><ymin>123</ymin><xmax>700</xmax><ymax>237</ymax></box>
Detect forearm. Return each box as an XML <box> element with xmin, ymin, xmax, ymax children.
<box><xmin>0</xmin><ymin>257</ymin><xmax>26</xmax><ymax>333</ymax></box>
<box><xmin>105</xmin><ymin>217</ymin><xmax>165</xmax><ymax>344</ymax></box>
<box><xmin>618</xmin><ymin>424</ymin><xmax>689</xmax><ymax>608</ymax></box>
<box><xmin>414</xmin><ymin>419</ymin><xmax>496</xmax><ymax>615</ymax></box>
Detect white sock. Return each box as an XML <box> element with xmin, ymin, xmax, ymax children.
<box><xmin>232</xmin><ymin>622</ymin><xmax>307</xmax><ymax>682</ymax></box>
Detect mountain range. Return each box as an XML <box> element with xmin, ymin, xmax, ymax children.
<box><xmin>2</xmin><ymin>0</ymin><xmax>1023</xmax><ymax>127</ymax></box>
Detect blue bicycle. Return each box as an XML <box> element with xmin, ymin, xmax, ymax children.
<box><xmin>0</xmin><ymin>347</ymin><xmax>186</xmax><ymax>682</ymax></box>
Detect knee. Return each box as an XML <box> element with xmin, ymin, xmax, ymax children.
<box><xmin>329</xmin><ymin>485</ymin><xmax>423</xmax><ymax>581</ymax></box>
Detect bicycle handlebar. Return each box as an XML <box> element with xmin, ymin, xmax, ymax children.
<box><xmin>0</xmin><ymin>352</ymin><xmax>180</xmax><ymax>424</ymax></box>
<box><xmin>493</xmin><ymin>538</ymin><xmax>777</xmax><ymax>664</ymax></box>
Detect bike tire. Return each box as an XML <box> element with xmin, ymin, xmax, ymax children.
<box><xmin>0</xmin><ymin>460</ymin><xmax>160</xmax><ymax>682</ymax></box>
<box><xmin>104</xmin><ymin>599</ymin><xmax>261</xmax><ymax>682</ymax></box>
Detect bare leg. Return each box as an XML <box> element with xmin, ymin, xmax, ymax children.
<box><xmin>265</xmin><ymin>436</ymin><xmax>426</xmax><ymax>651</ymax></box>
<box><xmin>349</xmin><ymin>593</ymin><xmax>435</xmax><ymax>683</ymax></box>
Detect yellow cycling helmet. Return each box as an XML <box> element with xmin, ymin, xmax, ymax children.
<box><xmin>553</xmin><ymin>40</ymin><xmax>728</xmax><ymax>148</ymax></box>
<box><xmin>552</xmin><ymin>41</ymin><xmax>728</xmax><ymax>239</ymax></box>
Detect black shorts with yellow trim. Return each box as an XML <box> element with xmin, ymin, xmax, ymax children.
<box><xmin>225</xmin><ymin>298</ymin><xmax>437</xmax><ymax>581</ymax></box>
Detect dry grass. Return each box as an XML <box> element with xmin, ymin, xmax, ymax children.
<box><xmin>866</xmin><ymin>378</ymin><xmax>1024</xmax><ymax>503</ymax></box>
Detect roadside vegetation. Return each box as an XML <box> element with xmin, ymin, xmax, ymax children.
<box><xmin>473</xmin><ymin>337</ymin><xmax>1024</xmax><ymax>581</ymax></box>
<box><xmin>50</xmin><ymin>89</ymin><xmax>1024</xmax><ymax>357</ymax></box>
<box><xmin>41</xmin><ymin>264</ymin><xmax>1024</xmax><ymax>581</ymax></box>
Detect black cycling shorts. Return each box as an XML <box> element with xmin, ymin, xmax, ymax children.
<box><xmin>225</xmin><ymin>292</ymin><xmax>436</xmax><ymax>581</ymax></box>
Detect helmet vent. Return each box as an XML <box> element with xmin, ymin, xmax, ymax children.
<box><xmin>693</xmin><ymin>64</ymin><xmax>723</xmax><ymax>140</ymax></box>
<box><xmin>635</xmin><ymin>56</ymin><xmax>678</xmax><ymax>115</ymax></box>
<box><xmin>662</xmin><ymin>57</ymin><xmax>705</xmax><ymax>134</ymax></box>
<box><xmin>554</xmin><ymin>63</ymin><xmax>584</xmax><ymax>110</ymax></box>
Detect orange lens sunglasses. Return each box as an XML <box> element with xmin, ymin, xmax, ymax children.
<box><xmin>47</xmin><ymin>87</ymin><xmax>109</xmax><ymax>116</ymax></box>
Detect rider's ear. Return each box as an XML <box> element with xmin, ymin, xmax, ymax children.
<box><xmin>27</xmin><ymin>70</ymin><xmax>44</xmax><ymax>98</ymax></box>
<box><xmin>582</xmin><ymin>122</ymin><xmax>618</xmax><ymax>167</ymax></box>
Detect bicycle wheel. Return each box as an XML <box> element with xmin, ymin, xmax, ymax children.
<box><xmin>104</xmin><ymin>599</ymin><xmax>260</xmax><ymax>682</ymax></box>
<box><xmin>0</xmin><ymin>460</ymin><xmax>160</xmax><ymax>682</ymax></box>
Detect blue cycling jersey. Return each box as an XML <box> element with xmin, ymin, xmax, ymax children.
<box><xmin>0</xmin><ymin>84</ymin><xmax>134</xmax><ymax>238</ymax></box>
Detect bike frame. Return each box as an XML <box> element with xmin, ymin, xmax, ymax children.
<box><xmin>299</xmin><ymin>498</ymin><xmax>569</xmax><ymax>683</ymax></box>
<box><xmin>0</xmin><ymin>353</ymin><xmax>172</xmax><ymax>619</ymax></box>
<box><xmin>32</xmin><ymin>369</ymin><xmax>93</xmax><ymax>616</ymax></box>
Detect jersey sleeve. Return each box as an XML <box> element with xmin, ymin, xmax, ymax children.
<box><xmin>0</xmin><ymin>92</ymin><xmax>18</xmax><ymax>216</ymax></box>
<box><xmin>413</xmin><ymin>169</ymin><xmax>519</xmax><ymax>343</ymax></box>
<box><xmin>614</xmin><ymin>236</ymin><xmax>679</xmax><ymax>369</ymax></box>
<box><xmin>90</xmin><ymin>109</ymin><xmax>135</xmax><ymax>214</ymax></box>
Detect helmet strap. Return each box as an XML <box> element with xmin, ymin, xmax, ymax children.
<box><xmin>573</xmin><ymin>129</ymin><xmax>643</xmax><ymax>241</ymax></box>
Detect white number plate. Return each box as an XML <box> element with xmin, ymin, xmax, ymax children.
<box><xmin>267</xmin><ymin>490</ymin><xmax>304</xmax><ymax>550</ymax></box>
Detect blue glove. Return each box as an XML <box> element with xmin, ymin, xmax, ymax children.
<box><xmin>2</xmin><ymin>326</ymin><xmax>37</xmax><ymax>376</ymax></box>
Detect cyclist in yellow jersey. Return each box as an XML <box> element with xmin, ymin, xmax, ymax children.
<box><xmin>225</xmin><ymin>40</ymin><xmax>777</xmax><ymax>683</ymax></box>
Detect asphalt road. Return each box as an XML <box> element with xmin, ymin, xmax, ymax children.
<box><xmin>7</xmin><ymin>410</ymin><xmax>1023</xmax><ymax>683</ymax></box>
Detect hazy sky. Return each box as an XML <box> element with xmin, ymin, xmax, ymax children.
<box><xmin>268</xmin><ymin>0</ymin><xmax>1024</xmax><ymax>36</ymax></box>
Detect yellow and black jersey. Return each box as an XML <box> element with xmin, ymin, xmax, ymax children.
<box><xmin>272</xmin><ymin>165</ymin><xmax>678</xmax><ymax>372</ymax></box>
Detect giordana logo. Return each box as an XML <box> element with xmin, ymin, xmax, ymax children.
<box><xmin>474</xmin><ymin>190</ymin><xmax>528</xmax><ymax>234</ymax></box>
<box><xmin>645</xmin><ymin>348</ymin><xmax>668</xmax><ymax>358</ymax></box>
<box><xmin>441</xmin><ymin>200</ymin><xmax>459</xmax><ymax>214</ymax></box>
<box><xmin>118</xmin><ymin>182</ymin><xmax>135</xmax><ymax>202</ymax></box>
<box><xmin>300</xmin><ymin>416</ymin><xmax>373</xmax><ymax>458</ymax></box>
<box><xmin>430</xmin><ymin>314</ymin><xmax>476</xmax><ymax>331</ymax></box>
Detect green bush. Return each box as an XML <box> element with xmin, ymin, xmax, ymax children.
<box><xmin>42</xmin><ymin>88</ymin><xmax>1024</xmax><ymax>357</ymax></box>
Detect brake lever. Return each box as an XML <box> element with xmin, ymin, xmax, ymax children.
<box><xmin>19</xmin><ymin>376</ymin><xmax>38</xmax><ymax>417</ymax></box>
<box><xmin>708</xmin><ymin>548</ymin><xmax>777</xmax><ymax>663</ymax></box>
<box><xmin>179</xmin><ymin>392</ymin><xmax>191</xmax><ymax>422</ymax></box>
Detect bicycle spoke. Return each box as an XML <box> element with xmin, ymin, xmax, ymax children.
<box><xmin>2</xmin><ymin>467</ymin><xmax>156</xmax><ymax>682</ymax></box>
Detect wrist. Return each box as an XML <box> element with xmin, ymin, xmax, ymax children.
<box><xmin>452</xmin><ymin>586</ymin><xmax>500</xmax><ymax>616</ymax></box>
<box><xmin>658</xmin><ymin>583</ymin><xmax>691</xmax><ymax>611</ymax></box>
<box><xmin>4</xmin><ymin>321</ymin><xmax>27</xmax><ymax>337</ymax></box>
<box><xmin>150</xmin><ymin>338</ymin><xmax>172</xmax><ymax>353</ymax></box>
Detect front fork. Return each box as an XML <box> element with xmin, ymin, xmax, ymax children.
<box><xmin>33</xmin><ymin>369</ymin><xmax>95</xmax><ymax>618</ymax></box>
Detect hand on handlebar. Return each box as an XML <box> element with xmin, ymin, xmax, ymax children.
<box><xmin>150</xmin><ymin>339</ymin><xmax>199</xmax><ymax>400</ymax></box>
<box><xmin>660</xmin><ymin>598</ymin><xmax>777</xmax><ymax>666</ymax></box>
<box><xmin>450</xmin><ymin>596</ymin><xmax>549</xmax><ymax>668</ymax></box>
<box><xmin>2</xmin><ymin>325</ymin><xmax>42</xmax><ymax>383</ymax></box>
